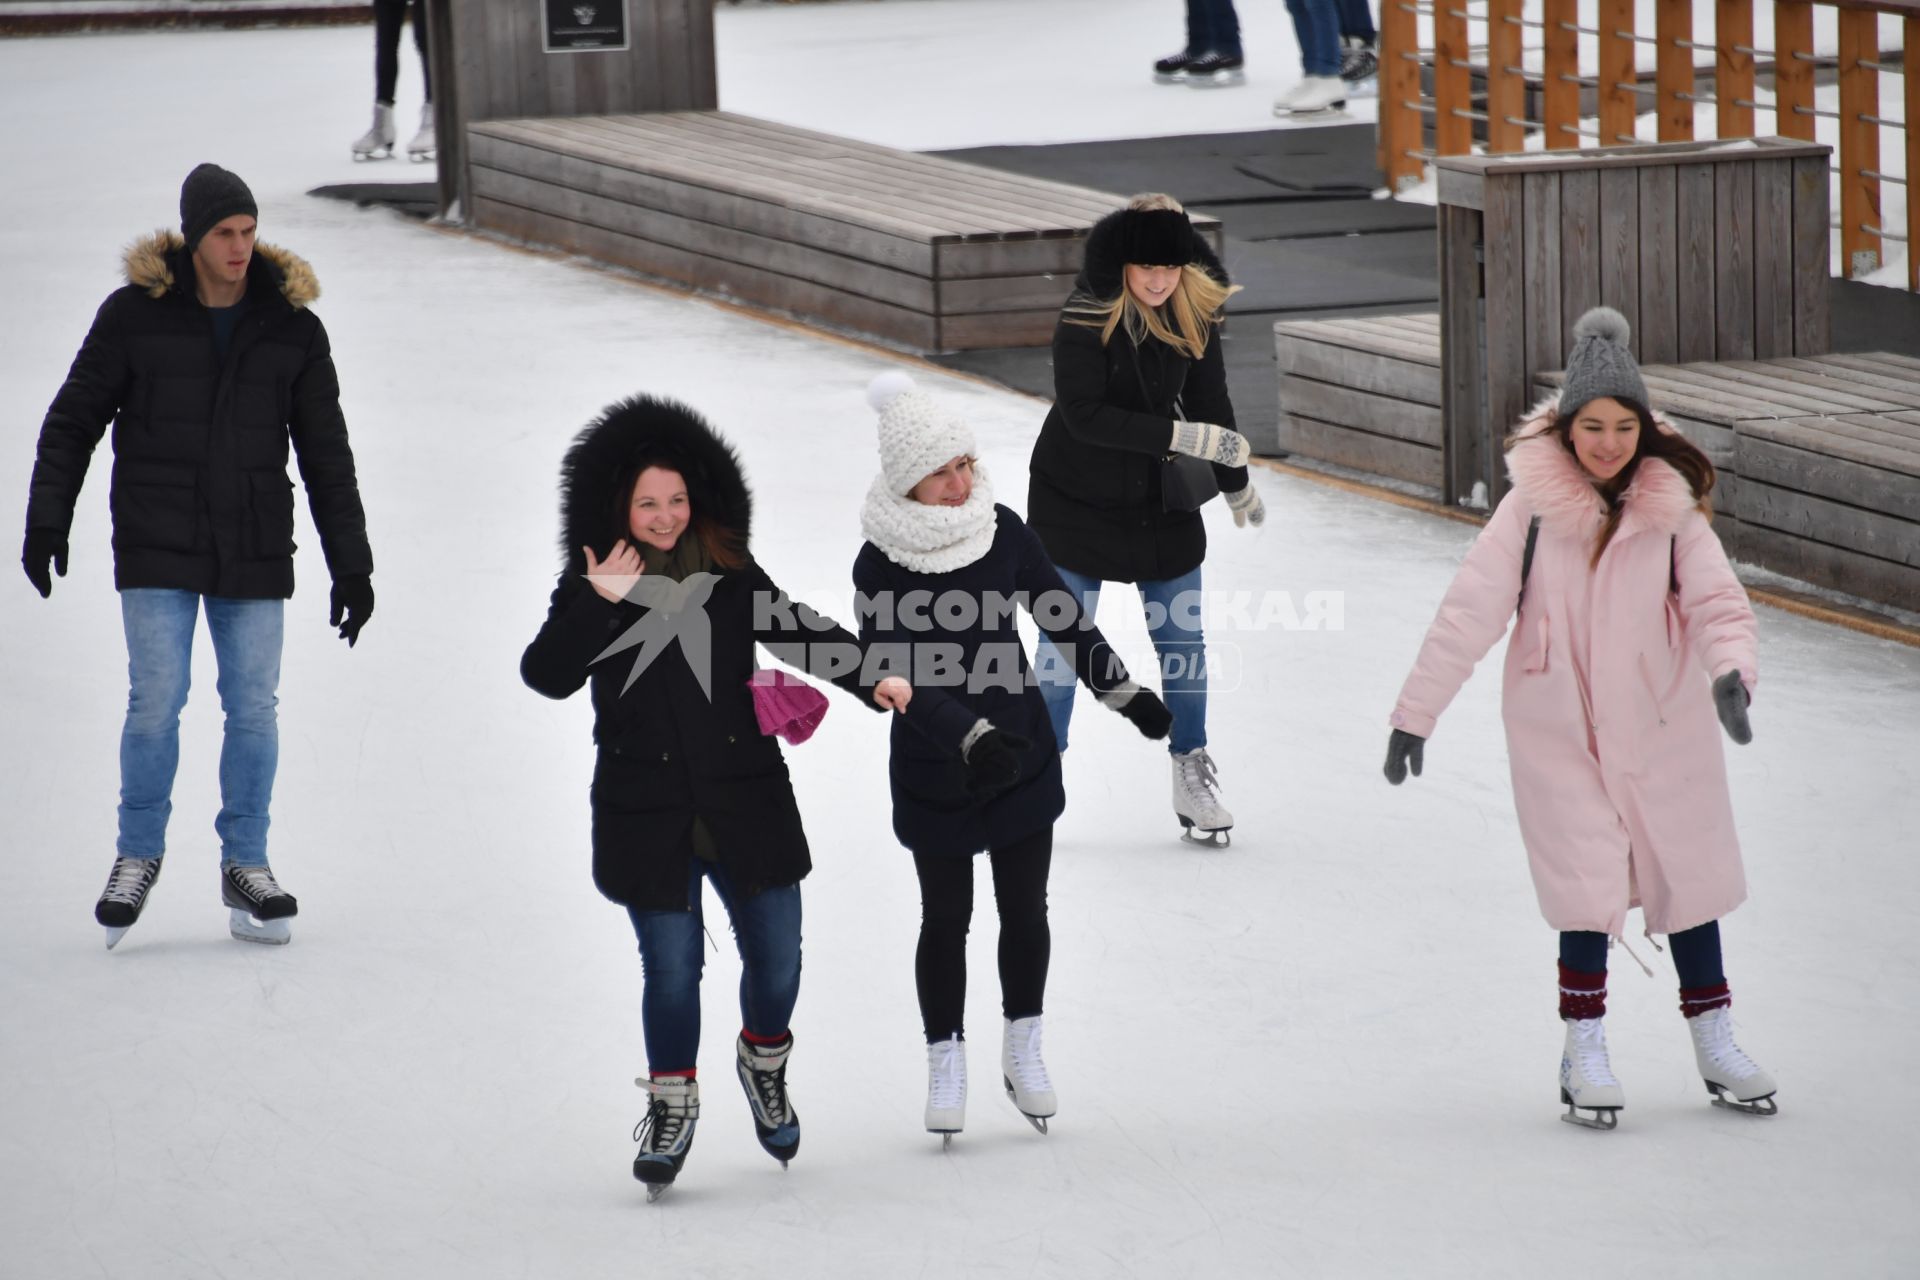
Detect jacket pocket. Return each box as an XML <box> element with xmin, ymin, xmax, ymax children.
<box><xmin>1518</xmin><ymin>612</ymin><xmax>1550</xmax><ymax>673</ymax></box>
<box><xmin>112</xmin><ymin>465</ymin><xmax>199</xmax><ymax>553</ymax></box>
<box><xmin>248</xmin><ymin>470</ymin><xmax>296</xmax><ymax>557</ymax></box>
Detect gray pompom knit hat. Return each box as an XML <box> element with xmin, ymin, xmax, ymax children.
<box><xmin>1558</xmin><ymin>306</ymin><xmax>1648</xmax><ymax>416</ymax></box>
<box><xmin>179</xmin><ymin>163</ymin><xmax>258</xmax><ymax>252</ymax></box>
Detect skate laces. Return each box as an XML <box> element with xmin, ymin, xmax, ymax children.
<box><xmin>1007</xmin><ymin>1022</ymin><xmax>1053</xmax><ymax>1093</ymax></box>
<box><xmin>1180</xmin><ymin>749</ymin><xmax>1224</xmax><ymax>810</ymax></box>
<box><xmin>634</xmin><ymin>1079</ymin><xmax>697</xmax><ymax>1151</ymax></box>
<box><xmin>1568</xmin><ymin>1020</ymin><xmax>1619</xmax><ymax>1086</ymax></box>
<box><xmin>1694</xmin><ymin>1010</ymin><xmax>1762</xmax><ymax>1080</ymax></box>
<box><xmin>928</xmin><ymin>1040</ymin><xmax>966</xmax><ymax>1109</ymax></box>
<box><xmin>101</xmin><ymin>858</ymin><xmax>157</xmax><ymax>903</ymax></box>
<box><xmin>741</xmin><ymin>1052</ymin><xmax>791</xmax><ymax>1125</ymax></box>
<box><xmin>228</xmin><ymin>864</ymin><xmax>285</xmax><ymax>901</ymax></box>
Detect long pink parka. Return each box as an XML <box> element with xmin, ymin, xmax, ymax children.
<box><xmin>1391</xmin><ymin>400</ymin><xmax>1759</xmax><ymax>938</ymax></box>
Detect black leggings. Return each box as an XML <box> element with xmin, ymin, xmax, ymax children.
<box><xmin>912</xmin><ymin>827</ymin><xmax>1052</xmax><ymax>1043</ymax></box>
<box><xmin>1560</xmin><ymin>920</ymin><xmax>1725</xmax><ymax>987</ymax></box>
<box><xmin>374</xmin><ymin>0</ymin><xmax>430</xmax><ymax>105</ymax></box>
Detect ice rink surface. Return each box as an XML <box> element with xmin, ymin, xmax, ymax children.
<box><xmin>1</xmin><ymin>8</ymin><xmax>1916</xmax><ymax>1278</ymax></box>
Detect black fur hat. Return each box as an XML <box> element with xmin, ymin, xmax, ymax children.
<box><xmin>556</xmin><ymin>395</ymin><xmax>752</xmax><ymax>575</ymax></box>
<box><xmin>1076</xmin><ymin>207</ymin><xmax>1228</xmax><ymax>301</ymax></box>
<box><xmin>1116</xmin><ymin>208</ymin><xmax>1196</xmax><ymax>268</ymax></box>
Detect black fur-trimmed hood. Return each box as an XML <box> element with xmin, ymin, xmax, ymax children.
<box><xmin>556</xmin><ymin>396</ymin><xmax>753</xmax><ymax>575</ymax></box>
<box><xmin>1076</xmin><ymin>207</ymin><xmax>1231</xmax><ymax>300</ymax></box>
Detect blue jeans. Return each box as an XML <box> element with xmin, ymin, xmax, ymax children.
<box><xmin>118</xmin><ymin>590</ymin><xmax>283</xmax><ymax>866</ymax></box>
<box><xmin>626</xmin><ymin>857</ymin><xmax>803</xmax><ymax>1075</ymax></box>
<box><xmin>1285</xmin><ymin>0</ymin><xmax>1344</xmax><ymax>74</ymax></box>
<box><xmin>1185</xmin><ymin>0</ymin><xmax>1243</xmax><ymax>57</ymax></box>
<box><xmin>1037</xmin><ymin>565</ymin><xmax>1209</xmax><ymax>756</ymax></box>
<box><xmin>1341</xmin><ymin>0</ymin><xmax>1377</xmax><ymax>44</ymax></box>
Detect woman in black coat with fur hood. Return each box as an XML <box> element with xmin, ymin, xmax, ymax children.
<box><xmin>521</xmin><ymin>396</ymin><xmax>908</xmax><ymax>1200</ymax></box>
<box><xmin>1027</xmin><ymin>193</ymin><xmax>1265</xmax><ymax>849</ymax></box>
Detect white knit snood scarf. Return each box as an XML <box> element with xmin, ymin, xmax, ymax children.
<box><xmin>860</xmin><ymin>464</ymin><xmax>998</xmax><ymax>574</ymax></box>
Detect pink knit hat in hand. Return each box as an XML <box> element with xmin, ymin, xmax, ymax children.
<box><xmin>747</xmin><ymin>668</ymin><xmax>830</xmax><ymax>745</ymax></box>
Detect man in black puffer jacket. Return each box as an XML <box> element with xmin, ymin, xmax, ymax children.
<box><xmin>22</xmin><ymin>163</ymin><xmax>375</xmax><ymax>949</ymax></box>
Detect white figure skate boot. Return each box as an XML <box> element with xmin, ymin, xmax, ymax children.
<box><xmin>1002</xmin><ymin>1016</ymin><xmax>1057</xmax><ymax>1133</ymax></box>
<box><xmin>1172</xmin><ymin>748</ymin><xmax>1233</xmax><ymax>847</ymax></box>
<box><xmin>1273</xmin><ymin>75</ymin><xmax>1349</xmax><ymax>117</ymax></box>
<box><xmin>926</xmin><ymin>1036</ymin><xmax>966</xmax><ymax>1145</ymax></box>
<box><xmin>1689</xmin><ymin>1007</ymin><xmax>1778</xmax><ymax>1115</ymax></box>
<box><xmin>406</xmin><ymin>102</ymin><xmax>436</xmax><ymax>162</ymax></box>
<box><xmin>1559</xmin><ymin>1017</ymin><xmax>1625</xmax><ymax>1129</ymax></box>
<box><xmin>351</xmin><ymin>102</ymin><xmax>396</xmax><ymax>160</ymax></box>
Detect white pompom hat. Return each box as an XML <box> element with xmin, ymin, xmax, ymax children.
<box><xmin>867</xmin><ymin>371</ymin><xmax>978</xmax><ymax>495</ymax></box>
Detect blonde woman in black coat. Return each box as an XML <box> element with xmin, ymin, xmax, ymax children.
<box><xmin>522</xmin><ymin>396</ymin><xmax>907</xmax><ymax>1200</ymax></box>
<box><xmin>1028</xmin><ymin>194</ymin><xmax>1262</xmax><ymax>847</ymax></box>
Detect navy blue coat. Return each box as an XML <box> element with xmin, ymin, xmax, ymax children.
<box><xmin>853</xmin><ymin>505</ymin><xmax>1136</xmax><ymax>858</ymax></box>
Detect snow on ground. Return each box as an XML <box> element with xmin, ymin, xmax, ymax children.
<box><xmin>2</xmin><ymin>14</ymin><xmax>1918</xmax><ymax>1280</ymax></box>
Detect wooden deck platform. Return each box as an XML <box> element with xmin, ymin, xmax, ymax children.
<box><xmin>464</xmin><ymin>111</ymin><xmax>1219</xmax><ymax>352</ymax></box>
<box><xmin>1272</xmin><ymin>315</ymin><xmax>1919</xmax><ymax>609</ymax></box>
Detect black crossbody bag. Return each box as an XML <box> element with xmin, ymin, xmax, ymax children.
<box><xmin>1131</xmin><ymin>346</ymin><xmax>1220</xmax><ymax>513</ymax></box>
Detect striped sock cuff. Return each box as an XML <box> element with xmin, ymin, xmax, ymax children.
<box><xmin>1678</xmin><ymin>981</ymin><xmax>1731</xmax><ymax>1019</ymax></box>
<box><xmin>1558</xmin><ymin>961</ymin><xmax>1607</xmax><ymax>1021</ymax></box>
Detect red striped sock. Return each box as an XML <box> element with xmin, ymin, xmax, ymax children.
<box><xmin>741</xmin><ymin>1027</ymin><xmax>791</xmax><ymax>1047</ymax></box>
<box><xmin>1558</xmin><ymin>962</ymin><xmax>1607</xmax><ymax>1021</ymax></box>
<box><xmin>1678</xmin><ymin>982</ymin><xmax>1731</xmax><ymax>1019</ymax></box>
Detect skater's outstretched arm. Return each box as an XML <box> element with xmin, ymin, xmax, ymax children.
<box><xmin>749</xmin><ymin>561</ymin><xmax>892</xmax><ymax>712</ymax></box>
<box><xmin>1014</xmin><ymin>524</ymin><xmax>1169</xmax><ymax>739</ymax></box>
<box><xmin>851</xmin><ymin>548</ymin><xmax>978</xmax><ymax>751</ymax></box>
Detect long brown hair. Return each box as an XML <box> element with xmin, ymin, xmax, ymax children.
<box><xmin>1544</xmin><ymin>398</ymin><xmax>1715</xmax><ymax>566</ymax></box>
<box><xmin>612</xmin><ymin>462</ymin><xmax>747</xmax><ymax>571</ymax></box>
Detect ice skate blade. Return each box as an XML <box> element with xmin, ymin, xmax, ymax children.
<box><xmin>645</xmin><ymin>1183</ymin><xmax>670</xmax><ymax>1204</ymax></box>
<box><xmin>103</xmin><ymin>926</ymin><xmax>129</xmax><ymax>951</ymax></box>
<box><xmin>353</xmin><ymin>148</ymin><xmax>394</xmax><ymax>161</ymax></box>
<box><xmin>1277</xmin><ymin>104</ymin><xmax>1348</xmax><ymax>118</ymax></box>
<box><xmin>1559</xmin><ymin>1089</ymin><xmax>1620</xmax><ymax>1129</ymax></box>
<box><xmin>1707</xmin><ymin>1084</ymin><xmax>1778</xmax><ymax>1116</ymax></box>
<box><xmin>1180</xmin><ymin>827</ymin><xmax>1231</xmax><ymax>848</ymax></box>
<box><xmin>1186</xmin><ymin>71</ymin><xmax>1247</xmax><ymax>88</ymax></box>
<box><xmin>408</xmin><ymin>151</ymin><xmax>435</xmax><ymax>163</ymax></box>
<box><xmin>1153</xmin><ymin>71</ymin><xmax>1188</xmax><ymax>84</ymax></box>
<box><xmin>940</xmin><ymin>1133</ymin><xmax>955</xmax><ymax>1150</ymax></box>
<box><xmin>228</xmin><ymin>908</ymin><xmax>290</xmax><ymax>945</ymax></box>
<box><xmin>1023</xmin><ymin>1114</ymin><xmax>1050</xmax><ymax>1135</ymax></box>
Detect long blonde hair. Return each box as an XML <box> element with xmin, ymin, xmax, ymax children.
<box><xmin>1066</xmin><ymin>193</ymin><xmax>1241</xmax><ymax>361</ymax></box>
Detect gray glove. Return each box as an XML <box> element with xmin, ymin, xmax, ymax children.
<box><xmin>1225</xmin><ymin>484</ymin><xmax>1265</xmax><ymax>528</ymax></box>
<box><xmin>1169</xmin><ymin>420</ymin><xmax>1251</xmax><ymax>467</ymax></box>
<box><xmin>1712</xmin><ymin>670</ymin><xmax>1752</xmax><ymax>745</ymax></box>
<box><xmin>1383</xmin><ymin>729</ymin><xmax>1425</xmax><ymax>785</ymax></box>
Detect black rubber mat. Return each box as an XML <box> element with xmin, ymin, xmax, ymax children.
<box><xmin>307</xmin><ymin>182</ymin><xmax>439</xmax><ymax>219</ymax></box>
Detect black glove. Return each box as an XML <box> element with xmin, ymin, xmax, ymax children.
<box><xmin>1712</xmin><ymin>670</ymin><xmax>1752</xmax><ymax>745</ymax></box>
<box><xmin>1115</xmin><ymin>689</ymin><xmax>1172</xmax><ymax>740</ymax></box>
<box><xmin>329</xmin><ymin>574</ymin><xmax>375</xmax><ymax>647</ymax></box>
<box><xmin>1383</xmin><ymin>728</ymin><xmax>1425</xmax><ymax>785</ymax></box>
<box><xmin>962</xmin><ymin>727</ymin><xmax>1030</xmax><ymax>800</ymax></box>
<box><xmin>22</xmin><ymin>528</ymin><xmax>68</xmax><ymax>598</ymax></box>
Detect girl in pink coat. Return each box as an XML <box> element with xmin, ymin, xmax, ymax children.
<box><xmin>1385</xmin><ymin>307</ymin><xmax>1777</xmax><ymax>1130</ymax></box>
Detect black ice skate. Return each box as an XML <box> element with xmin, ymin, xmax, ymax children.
<box><xmin>1153</xmin><ymin>49</ymin><xmax>1202</xmax><ymax>83</ymax></box>
<box><xmin>220</xmin><ymin>862</ymin><xmax>297</xmax><ymax>945</ymax></box>
<box><xmin>632</xmin><ymin>1074</ymin><xmax>699</xmax><ymax>1202</ymax></box>
<box><xmin>1183</xmin><ymin>51</ymin><xmax>1247</xmax><ymax>88</ymax></box>
<box><xmin>735</xmin><ymin>1032</ymin><xmax>801</xmax><ymax>1167</ymax></box>
<box><xmin>95</xmin><ymin>855</ymin><xmax>163</xmax><ymax>950</ymax></box>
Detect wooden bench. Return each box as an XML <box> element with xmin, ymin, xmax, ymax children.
<box><xmin>464</xmin><ymin>111</ymin><xmax>1220</xmax><ymax>352</ymax></box>
<box><xmin>1535</xmin><ymin>352</ymin><xmax>1920</xmax><ymax>610</ymax></box>
<box><xmin>1273</xmin><ymin>314</ymin><xmax>1445</xmax><ymax>492</ymax></box>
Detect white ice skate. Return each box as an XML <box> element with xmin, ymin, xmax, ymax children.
<box><xmin>406</xmin><ymin>102</ymin><xmax>436</xmax><ymax>163</ymax></box>
<box><xmin>1689</xmin><ymin>1007</ymin><xmax>1778</xmax><ymax>1115</ymax></box>
<box><xmin>221</xmin><ymin>862</ymin><xmax>296</xmax><ymax>945</ymax></box>
<box><xmin>926</xmin><ymin>1036</ymin><xmax>967</xmax><ymax>1146</ymax></box>
<box><xmin>632</xmin><ymin>1074</ymin><xmax>699</xmax><ymax>1202</ymax></box>
<box><xmin>1272</xmin><ymin>75</ymin><xmax>1349</xmax><ymax>117</ymax></box>
<box><xmin>1001</xmin><ymin>1016</ymin><xmax>1057</xmax><ymax>1134</ymax></box>
<box><xmin>351</xmin><ymin>102</ymin><xmax>396</xmax><ymax>160</ymax></box>
<box><xmin>1172</xmin><ymin>748</ymin><xmax>1233</xmax><ymax>847</ymax></box>
<box><xmin>1559</xmin><ymin>1017</ymin><xmax>1625</xmax><ymax>1130</ymax></box>
<box><xmin>95</xmin><ymin>855</ymin><xmax>163</xmax><ymax>950</ymax></box>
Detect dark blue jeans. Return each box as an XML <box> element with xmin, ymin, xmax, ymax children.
<box><xmin>1185</xmin><ymin>0</ymin><xmax>1243</xmax><ymax>57</ymax></box>
<box><xmin>627</xmin><ymin>857</ymin><xmax>802</xmax><ymax>1075</ymax></box>
<box><xmin>1036</xmin><ymin>564</ymin><xmax>1209</xmax><ymax>755</ymax></box>
<box><xmin>1285</xmin><ymin>0</ymin><xmax>1345</xmax><ymax>75</ymax></box>
<box><xmin>1341</xmin><ymin>0</ymin><xmax>1377</xmax><ymax>44</ymax></box>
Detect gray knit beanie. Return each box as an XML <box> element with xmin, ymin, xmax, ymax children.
<box><xmin>1558</xmin><ymin>307</ymin><xmax>1648</xmax><ymax>416</ymax></box>
<box><xmin>179</xmin><ymin>163</ymin><xmax>258</xmax><ymax>251</ymax></box>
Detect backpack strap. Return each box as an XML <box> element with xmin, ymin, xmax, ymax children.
<box><xmin>1669</xmin><ymin>533</ymin><xmax>1679</xmax><ymax>596</ymax></box>
<box><xmin>1516</xmin><ymin>514</ymin><xmax>1542</xmax><ymax>610</ymax></box>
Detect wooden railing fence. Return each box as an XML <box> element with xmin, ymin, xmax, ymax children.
<box><xmin>1378</xmin><ymin>0</ymin><xmax>1919</xmax><ymax>288</ymax></box>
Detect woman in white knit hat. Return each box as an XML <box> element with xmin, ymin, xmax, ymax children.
<box><xmin>1384</xmin><ymin>307</ymin><xmax>1777</xmax><ymax>1131</ymax></box>
<box><xmin>853</xmin><ymin>371</ymin><xmax>1173</xmax><ymax>1143</ymax></box>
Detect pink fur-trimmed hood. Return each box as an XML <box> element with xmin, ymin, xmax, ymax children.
<box><xmin>1504</xmin><ymin>395</ymin><xmax>1703</xmax><ymax>543</ymax></box>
